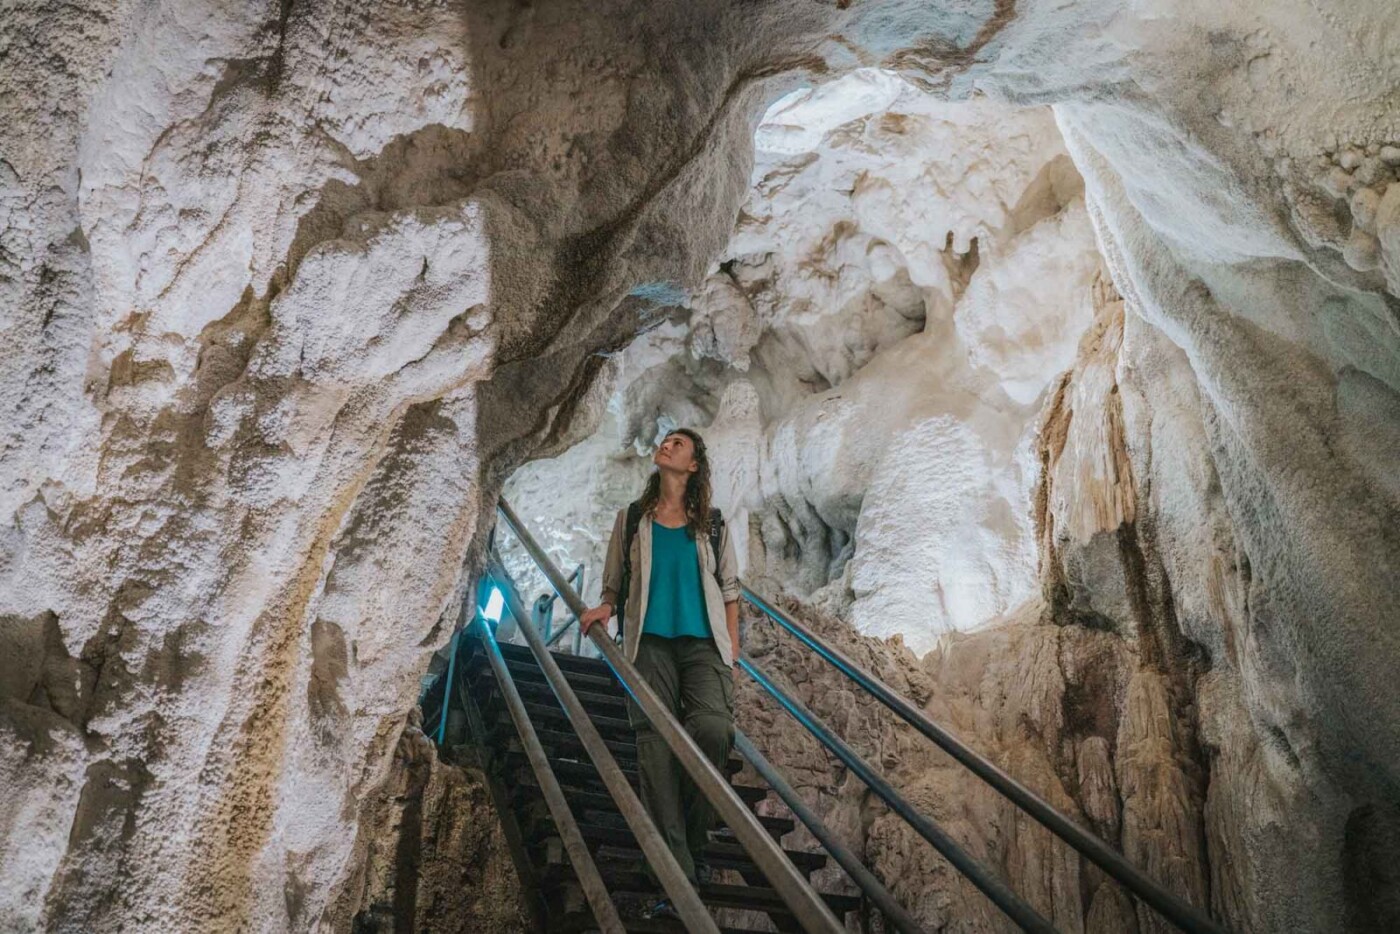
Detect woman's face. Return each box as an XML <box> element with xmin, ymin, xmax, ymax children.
<box><xmin>653</xmin><ymin>432</ymin><xmax>699</xmax><ymax>474</ymax></box>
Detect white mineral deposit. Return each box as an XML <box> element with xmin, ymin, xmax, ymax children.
<box><xmin>2</xmin><ymin>1</ymin><xmax>1397</xmax><ymax>932</ymax></box>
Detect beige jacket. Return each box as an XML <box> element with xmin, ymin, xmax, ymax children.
<box><xmin>599</xmin><ymin>506</ymin><xmax>741</xmax><ymax>666</ymax></box>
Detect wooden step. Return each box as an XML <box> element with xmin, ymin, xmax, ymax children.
<box><xmin>511</xmin><ymin>773</ymin><xmax>630</xmax><ymax>812</ymax></box>
<box><xmin>469</xmin><ymin>651</ymin><xmax>623</xmax><ymax>696</ymax></box>
<box><xmin>476</xmin><ymin>672</ymin><xmax>629</xmax><ymax>714</ymax></box>
<box><xmin>510</xmin><ymin>773</ymin><xmax>790</xmax><ymax>839</ymax></box>
<box><xmin>544</xmin><ymin>864</ymin><xmax>861</xmax><ymax>917</ymax></box>
<box><xmin>530</xmin><ymin>834</ymin><xmax>826</xmax><ymax>884</ymax></box>
<box><xmin>502</xmin><ymin>752</ymin><xmax>768</xmax><ymax>806</ymax></box>
<box><xmin>498</xmin><ymin>641</ymin><xmax>614</xmax><ymax>677</ymax></box>
<box><xmin>558</xmin><ymin>914</ymin><xmax>771</xmax><ymax>934</ymax></box>
<box><xmin>501</xmin><ymin>736</ymin><xmax>744</xmax><ymax>778</ymax></box>
<box><xmin>512</xmin><ymin>661</ymin><xmax>622</xmax><ymax>695</ymax></box>
<box><xmin>584</xmin><ymin>807</ymin><xmax>797</xmax><ymax>841</ymax></box>
<box><xmin>492</xmin><ymin>715</ymin><xmax>637</xmax><ymax>759</ymax></box>
<box><xmin>566</xmin><ymin>822</ymin><xmax>826</xmax><ymax>874</ymax></box>
<box><xmin>492</xmin><ymin>699</ymin><xmax>634</xmax><ymax>737</ymax></box>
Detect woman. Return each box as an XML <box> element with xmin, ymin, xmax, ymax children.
<box><xmin>580</xmin><ymin>428</ymin><xmax>741</xmax><ymax>917</ymax></box>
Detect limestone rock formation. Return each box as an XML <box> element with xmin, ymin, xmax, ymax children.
<box><xmin>506</xmin><ymin>77</ymin><xmax>1100</xmax><ymax>652</ymax></box>
<box><xmin>2</xmin><ymin>0</ymin><xmax>1398</xmax><ymax>932</ymax></box>
<box><xmin>339</xmin><ymin>713</ymin><xmax>528</xmax><ymax>932</ymax></box>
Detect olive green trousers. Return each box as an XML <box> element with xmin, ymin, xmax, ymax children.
<box><xmin>626</xmin><ymin>634</ymin><xmax>735</xmax><ymax>885</ymax></box>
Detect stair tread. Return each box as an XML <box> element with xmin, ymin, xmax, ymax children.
<box><xmin>496</xmin><ymin>700</ymin><xmax>633</xmax><ymax>735</ymax></box>
<box><xmin>531</xmin><ymin>838</ymin><xmax>825</xmax><ymax>882</ymax></box>
<box><xmin>512</xmin><ymin>774</ymin><xmax>624</xmax><ymax>812</ymax></box>
<box><xmin>513</xmin><ymin>666</ymin><xmax>622</xmax><ymax>696</ymax></box>
<box><xmin>502</xmin><ymin>736</ymin><xmax>744</xmax><ymax>776</ymax></box>
<box><xmin>545</xmin><ymin>864</ymin><xmax>860</xmax><ymax>915</ymax></box>
<box><xmin>470</xmin><ymin>652</ymin><xmax>623</xmax><ymax>695</ymax></box>
<box><xmin>552</xmin><ymin>821</ymin><xmax>824</xmax><ymax>871</ymax></box>
<box><xmin>591</xmin><ymin>842</ymin><xmax>826</xmax><ymax>876</ymax></box>
<box><xmin>498</xmin><ymin>641</ymin><xmax>613</xmax><ymax>676</ymax></box>
<box><xmin>588</xmin><ymin>808</ymin><xmax>797</xmax><ymax>840</ymax></box>
<box><xmin>559</xmin><ymin>915</ymin><xmax>771</xmax><ymax>934</ymax></box>
<box><xmin>492</xmin><ymin>715</ymin><xmax>637</xmax><ymax>758</ymax></box>
<box><xmin>510</xmin><ymin>776</ymin><xmax>794</xmax><ymax>839</ymax></box>
<box><xmin>476</xmin><ymin>671</ymin><xmax>629</xmax><ymax>713</ymax></box>
<box><xmin>504</xmin><ymin>751</ymin><xmax>766</xmax><ymax>804</ymax></box>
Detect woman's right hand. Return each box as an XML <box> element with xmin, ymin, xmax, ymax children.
<box><xmin>579</xmin><ymin>602</ymin><xmax>613</xmax><ymax>635</ymax></box>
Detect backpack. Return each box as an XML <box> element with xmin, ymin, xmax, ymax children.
<box><xmin>616</xmin><ymin>501</ymin><xmax>724</xmax><ymax>639</ymax></box>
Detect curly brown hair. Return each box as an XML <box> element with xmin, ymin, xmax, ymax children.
<box><xmin>637</xmin><ymin>428</ymin><xmax>713</xmax><ymax>538</ymax></box>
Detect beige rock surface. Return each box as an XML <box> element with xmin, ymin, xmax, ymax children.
<box><xmin>335</xmin><ymin>715</ymin><xmax>528</xmax><ymax>933</ymax></box>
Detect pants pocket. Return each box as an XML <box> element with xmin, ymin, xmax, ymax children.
<box><xmin>717</xmin><ymin>657</ymin><xmax>734</xmax><ymax>714</ymax></box>
<box><xmin>704</xmin><ymin>645</ymin><xmax>735</xmax><ymax>719</ymax></box>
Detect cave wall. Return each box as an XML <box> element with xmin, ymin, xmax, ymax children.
<box><xmin>337</xmin><ymin>715</ymin><xmax>528</xmax><ymax>933</ymax></box>
<box><xmin>504</xmin><ymin>76</ymin><xmax>1102</xmax><ymax>652</ymax></box>
<box><xmin>0</xmin><ymin>2</ymin><xmax>785</xmax><ymax>928</ymax></box>
<box><xmin>730</xmin><ymin>275</ymin><xmax>1386</xmax><ymax>933</ymax></box>
<box><xmin>720</xmin><ymin>273</ymin><xmax>1322</xmax><ymax>934</ymax></box>
<box><xmin>2</xmin><ymin>0</ymin><xmax>1398</xmax><ymax>931</ymax></box>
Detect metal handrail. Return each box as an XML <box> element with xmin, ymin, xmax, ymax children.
<box><xmin>740</xmin><ymin>585</ymin><xmax>1228</xmax><ymax>934</ymax></box>
<box><xmin>498</xmin><ymin>499</ymin><xmax>845</xmax><ymax>934</ymax></box>
<box><xmin>433</xmin><ymin>627</ymin><xmax>461</xmax><ymax>744</ymax></box>
<box><xmin>740</xmin><ymin>655</ymin><xmax>1060</xmax><ymax>934</ymax></box>
<box><xmin>572</xmin><ymin>563</ymin><xmax>587</xmax><ymax>655</ymax></box>
<box><xmin>733</xmin><ymin>730</ymin><xmax>929</xmax><ymax>934</ymax></box>
<box><xmin>486</xmin><ymin>553</ymin><xmax>721</xmax><ymax>934</ymax></box>
<box><xmin>544</xmin><ymin>615</ymin><xmax>577</xmax><ymax>646</ymax></box>
<box><xmin>541</xmin><ymin>564</ymin><xmax>585</xmax><ymax>648</ymax></box>
<box><xmin>475</xmin><ymin>613</ymin><xmax>624</xmax><ymax>933</ymax></box>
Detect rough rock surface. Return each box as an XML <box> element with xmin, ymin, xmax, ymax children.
<box><xmin>737</xmin><ymin>595</ymin><xmax>1126</xmax><ymax>934</ymax></box>
<box><xmin>2</xmin><ymin>1</ymin><xmax>1399</xmax><ymax>932</ymax></box>
<box><xmin>505</xmin><ymin>76</ymin><xmax>1101</xmax><ymax>650</ymax></box>
<box><xmin>338</xmin><ymin>715</ymin><xmax>528</xmax><ymax>933</ymax></box>
<box><xmin>730</xmin><ymin>268</ymin><xmax>1393</xmax><ymax>934</ymax></box>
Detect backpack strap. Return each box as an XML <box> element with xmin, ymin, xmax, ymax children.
<box><xmin>616</xmin><ymin>500</ymin><xmax>643</xmax><ymax>638</ymax></box>
<box><xmin>709</xmin><ymin>507</ymin><xmax>724</xmax><ymax>588</ymax></box>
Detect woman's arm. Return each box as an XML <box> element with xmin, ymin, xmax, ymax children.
<box><xmin>580</xmin><ymin>601</ymin><xmax>612</xmax><ymax>633</ymax></box>
<box><xmin>718</xmin><ymin>517</ymin><xmax>742</xmax><ymax>674</ymax></box>
<box><xmin>583</xmin><ymin>508</ymin><xmax>626</xmax><ymax>634</ymax></box>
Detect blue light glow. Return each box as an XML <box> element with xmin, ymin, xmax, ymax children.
<box><xmin>481</xmin><ymin>585</ymin><xmax>505</xmax><ymax>624</ymax></box>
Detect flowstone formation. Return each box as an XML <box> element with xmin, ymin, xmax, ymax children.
<box><xmin>2</xmin><ymin>1</ymin><xmax>1398</xmax><ymax>932</ymax></box>
<box><xmin>506</xmin><ymin>70</ymin><xmax>1102</xmax><ymax>653</ymax></box>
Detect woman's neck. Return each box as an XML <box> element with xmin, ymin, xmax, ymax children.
<box><xmin>657</xmin><ymin>471</ymin><xmax>688</xmax><ymax>513</ymax></box>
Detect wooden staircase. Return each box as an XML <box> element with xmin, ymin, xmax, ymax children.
<box><xmin>422</xmin><ymin>501</ymin><xmax>1230</xmax><ymax>934</ymax></box>
<box><xmin>455</xmin><ymin>635</ymin><xmax>861</xmax><ymax>933</ymax></box>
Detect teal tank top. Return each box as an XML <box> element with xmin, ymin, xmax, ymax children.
<box><xmin>642</xmin><ymin>521</ymin><xmax>712</xmax><ymax>639</ymax></box>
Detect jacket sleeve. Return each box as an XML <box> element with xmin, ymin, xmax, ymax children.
<box><xmin>719</xmin><ymin>517</ymin><xmax>741</xmax><ymax>603</ymax></box>
<box><xmin>600</xmin><ymin>507</ymin><xmax>626</xmax><ymax>612</ymax></box>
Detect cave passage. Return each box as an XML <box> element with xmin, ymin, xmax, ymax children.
<box><xmin>5</xmin><ymin>3</ymin><xmax>1399</xmax><ymax>932</ymax></box>
<box><xmin>492</xmin><ymin>71</ymin><xmax>1102</xmax><ymax>656</ymax></box>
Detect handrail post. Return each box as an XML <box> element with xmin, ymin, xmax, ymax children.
<box><xmin>435</xmin><ymin>627</ymin><xmax>460</xmax><ymax>745</ymax></box>
<box><xmin>740</xmin><ymin>655</ymin><xmax>1061</xmax><ymax>934</ymax></box>
<box><xmin>545</xmin><ymin>615</ymin><xmax>577</xmax><ymax>647</ymax></box>
<box><xmin>476</xmin><ymin>612</ymin><xmax>625</xmax><ymax>933</ymax></box>
<box><xmin>740</xmin><ymin>585</ymin><xmax>1228</xmax><ymax>934</ymax></box>
<box><xmin>497</xmin><ymin>499</ymin><xmax>845</xmax><ymax>934</ymax></box>
<box><xmin>573</xmin><ymin>563</ymin><xmax>587</xmax><ymax>656</ymax></box>
<box><xmin>485</xmin><ymin>555</ymin><xmax>720</xmax><ymax>934</ymax></box>
<box><xmin>536</xmin><ymin>591</ymin><xmax>554</xmax><ymax>644</ymax></box>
